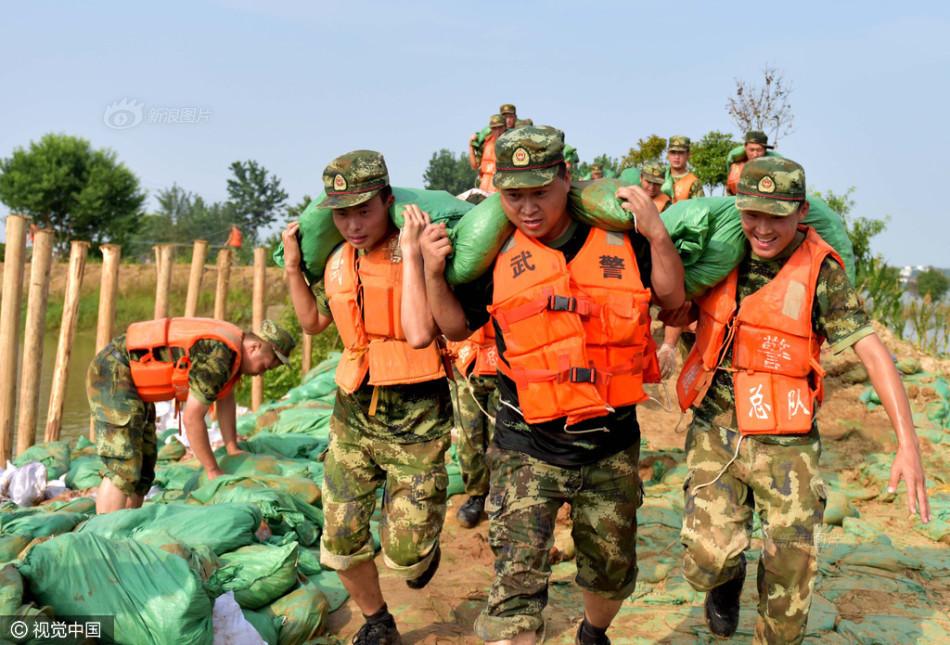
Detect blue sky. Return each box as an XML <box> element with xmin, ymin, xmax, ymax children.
<box><xmin>1</xmin><ymin>0</ymin><xmax>948</xmax><ymax>266</ymax></box>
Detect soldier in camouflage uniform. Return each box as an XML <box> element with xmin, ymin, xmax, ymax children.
<box><xmin>666</xmin><ymin>135</ymin><xmax>704</xmax><ymax>202</ymax></box>
<box><xmin>500</xmin><ymin>103</ymin><xmax>518</xmax><ymax>129</ymax></box>
<box><xmin>281</xmin><ymin>150</ymin><xmax>453</xmax><ymax>645</ymax></box>
<box><xmin>417</xmin><ymin>126</ymin><xmax>685</xmax><ymax>645</ymax></box>
<box><xmin>88</xmin><ymin>319</ymin><xmax>294</xmax><ymax>514</ymax></box>
<box><xmin>452</xmin><ymin>364</ymin><xmax>500</xmax><ymax>527</ymax></box>
<box><xmin>667</xmin><ymin>157</ymin><xmax>930</xmax><ymax>644</ymax></box>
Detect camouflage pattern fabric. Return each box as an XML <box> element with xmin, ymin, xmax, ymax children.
<box><xmin>681</xmin><ymin>420</ymin><xmax>825</xmax><ymax>645</ymax></box>
<box><xmin>493</xmin><ymin>126</ymin><xmax>565</xmax><ymax>190</ymax></box>
<box><xmin>86</xmin><ymin>338</ymin><xmax>157</xmax><ymax>496</ymax></box>
<box><xmin>474</xmin><ymin>443</ymin><xmax>642</xmax><ymax>641</ymax></box>
<box><xmin>319</xmin><ymin>413</ymin><xmax>450</xmax><ymax>580</ymax></box>
<box><xmin>452</xmin><ymin>371</ymin><xmax>499</xmax><ymax>496</ymax></box>
<box><xmin>318</xmin><ymin>149</ymin><xmax>390</xmax><ymax>209</ymax></box>
<box><xmin>736</xmin><ymin>156</ymin><xmax>806</xmax><ymax>216</ymax></box>
<box><xmin>693</xmin><ymin>236</ymin><xmax>872</xmax><ymax>444</ymax></box>
<box><xmin>331</xmin><ymin>379</ymin><xmax>453</xmax><ymax>444</ymax></box>
<box><xmin>183</xmin><ymin>339</ymin><xmax>239</xmax><ymax>405</ymax></box>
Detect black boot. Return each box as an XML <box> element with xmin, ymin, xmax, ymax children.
<box><xmin>704</xmin><ymin>554</ymin><xmax>746</xmax><ymax>638</ymax></box>
<box><xmin>456</xmin><ymin>494</ymin><xmax>486</xmax><ymax>528</ymax></box>
<box><xmin>575</xmin><ymin>618</ymin><xmax>610</xmax><ymax>645</ymax></box>
<box><xmin>352</xmin><ymin>607</ymin><xmax>400</xmax><ymax>645</ymax></box>
<box><xmin>406</xmin><ymin>544</ymin><xmax>441</xmax><ymax>589</ymax></box>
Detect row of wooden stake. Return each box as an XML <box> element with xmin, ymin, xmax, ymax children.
<box><xmin>0</xmin><ymin>214</ymin><xmax>311</xmax><ymax>464</ymax></box>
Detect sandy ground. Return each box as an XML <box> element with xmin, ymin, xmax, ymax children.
<box><xmin>325</xmin><ymin>324</ymin><xmax>950</xmax><ymax>643</ymax></box>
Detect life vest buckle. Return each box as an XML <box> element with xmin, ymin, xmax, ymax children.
<box><xmin>547</xmin><ymin>295</ymin><xmax>577</xmax><ymax>312</ymax></box>
<box><xmin>569</xmin><ymin>367</ymin><xmax>597</xmax><ymax>384</ymax></box>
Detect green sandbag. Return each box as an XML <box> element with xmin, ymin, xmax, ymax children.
<box><xmin>42</xmin><ymin>496</ymin><xmax>96</xmax><ymax>513</ymax></box>
<box><xmin>71</xmin><ymin>434</ymin><xmax>97</xmax><ymax>458</ymax></box>
<box><xmin>190</xmin><ymin>481</ymin><xmax>322</xmax><ymax>546</ymax></box>
<box><xmin>309</xmin><ymin>568</ymin><xmax>349</xmax><ymax>611</ymax></box>
<box><xmin>0</xmin><ymin>563</ymin><xmax>23</xmax><ymax>614</ymax></box>
<box><xmin>65</xmin><ymin>455</ymin><xmax>105</xmax><ymax>489</ymax></box>
<box><xmin>618</xmin><ymin>167</ymin><xmax>641</xmax><ymax>186</ymax></box>
<box><xmin>201</xmin><ymin>453</ymin><xmax>313</xmax><ymax>482</ymax></box>
<box><xmin>822</xmin><ymin>491</ymin><xmax>860</xmax><ymax>526</ymax></box>
<box><xmin>137</xmin><ymin>529</ymin><xmax>221</xmax><ymax>581</ymax></box>
<box><xmin>0</xmin><ymin>535</ymin><xmax>30</xmax><ymax>562</ymax></box>
<box><xmin>158</xmin><ymin>438</ymin><xmax>187</xmax><ymax>461</ymax></box>
<box><xmin>212</xmin><ymin>542</ymin><xmax>299</xmax><ymax>610</ymax></box>
<box><xmin>0</xmin><ymin>510</ymin><xmax>87</xmax><ymax>538</ymax></box>
<box><xmin>19</xmin><ymin>532</ymin><xmax>213</xmax><ymax>645</ymax></box>
<box><xmin>242</xmin><ymin>434</ymin><xmax>327</xmax><ymax>461</ymax></box>
<box><xmin>445</xmin><ymin>193</ymin><xmax>514</xmax><ymax>284</ymax></box>
<box><xmin>273</xmin><ymin>188</ymin><xmax>473</xmax><ymax>283</ymax></box>
<box><xmin>194</xmin><ymin>473</ymin><xmax>321</xmax><ymax>505</ymax></box>
<box><xmin>296</xmin><ymin>545</ymin><xmax>322</xmax><ymax>576</ymax></box>
<box><xmin>660</xmin><ymin>195</ymin><xmax>856</xmax><ymax>297</ymax></box>
<box><xmin>726</xmin><ymin>144</ymin><xmax>783</xmax><ymax>166</ymax></box>
<box><xmin>243</xmin><ymin>608</ymin><xmax>281</xmax><ymax>645</ymax></box>
<box><xmin>13</xmin><ymin>441</ymin><xmax>70</xmax><ymax>480</ymax></box>
<box><xmin>154</xmin><ymin>462</ymin><xmax>203</xmax><ymax>491</ymax></box>
<box><xmin>77</xmin><ymin>503</ymin><xmax>262</xmax><ymax>554</ymax></box>
<box><xmin>262</xmin><ymin>404</ymin><xmax>334</xmax><ymax>438</ymax></box>
<box><xmin>262</xmin><ymin>582</ymin><xmax>329</xmax><ymax>645</ymax></box>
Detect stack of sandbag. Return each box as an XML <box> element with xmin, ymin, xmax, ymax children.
<box><xmin>273</xmin><ymin>188</ymin><xmax>473</xmax><ymax>283</ymax></box>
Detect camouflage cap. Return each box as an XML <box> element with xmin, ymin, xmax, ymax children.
<box><xmin>258</xmin><ymin>319</ymin><xmax>296</xmax><ymax>365</ymax></box>
<box><xmin>489</xmin><ymin>114</ymin><xmax>506</xmax><ymax>129</ymax></box>
<box><xmin>590</xmin><ymin>163</ymin><xmax>603</xmax><ymax>173</ymax></box>
<box><xmin>499</xmin><ymin>103</ymin><xmax>517</xmax><ymax>115</ymax></box>
<box><xmin>515</xmin><ymin>118</ymin><xmax>534</xmax><ymax>127</ymax></box>
<box><xmin>744</xmin><ymin>130</ymin><xmax>774</xmax><ymax>148</ymax></box>
<box><xmin>493</xmin><ymin>126</ymin><xmax>565</xmax><ymax>190</ymax></box>
<box><xmin>668</xmin><ymin>135</ymin><xmax>691</xmax><ymax>152</ymax></box>
<box><xmin>640</xmin><ymin>161</ymin><xmax>666</xmax><ymax>185</ymax></box>
<box><xmin>317</xmin><ymin>150</ymin><xmax>390</xmax><ymax>209</ymax></box>
<box><xmin>735</xmin><ymin>157</ymin><xmax>806</xmax><ymax>217</ymax></box>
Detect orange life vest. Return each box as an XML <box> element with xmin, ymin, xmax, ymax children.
<box><xmin>653</xmin><ymin>193</ymin><xmax>671</xmax><ymax>213</ymax></box>
<box><xmin>449</xmin><ymin>323</ymin><xmax>498</xmax><ymax>377</ymax></box>
<box><xmin>488</xmin><ymin>226</ymin><xmax>659</xmax><ymax>426</ymax></box>
<box><xmin>478</xmin><ymin>134</ymin><xmax>498</xmax><ymax>193</ymax></box>
<box><xmin>126</xmin><ymin>317</ymin><xmax>243</xmax><ymax>403</ymax></box>
<box><xmin>726</xmin><ymin>161</ymin><xmax>744</xmax><ymax>196</ymax></box>
<box><xmin>676</xmin><ymin>227</ymin><xmax>841</xmax><ymax>435</ymax></box>
<box><xmin>324</xmin><ymin>233</ymin><xmax>445</xmax><ymax>394</ymax></box>
<box><xmin>673</xmin><ymin>172</ymin><xmax>700</xmax><ymax>203</ymax></box>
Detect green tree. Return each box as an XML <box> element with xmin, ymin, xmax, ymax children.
<box><xmin>621</xmin><ymin>134</ymin><xmax>667</xmax><ymax>169</ymax></box>
<box><xmin>225</xmin><ymin>160</ymin><xmax>288</xmax><ymax>244</ymax></box>
<box><xmin>690</xmin><ymin>131</ymin><xmax>740</xmax><ymax>192</ymax></box>
<box><xmin>0</xmin><ymin>133</ymin><xmax>146</xmax><ymax>251</ymax></box>
<box><xmin>575</xmin><ymin>154</ymin><xmax>621</xmax><ymax>180</ymax></box>
<box><xmin>817</xmin><ymin>187</ymin><xmax>888</xmax><ymax>285</ymax></box>
<box><xmin>916</xmin><ymin>268</ymin><xmax>949</xmax><ymax>301</ymax></box>
<box><xmin>423</xmin><ymin>149</ymin><xmax>476</xmax><ymax>195</ymax></box>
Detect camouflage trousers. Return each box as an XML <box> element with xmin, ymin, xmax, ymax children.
<box><xmin>86</xmin><ymin>343</ymin><xmax>157</xmax><ymax>497</ymax></box>
<box><xmin>452</xmin><ymin>372</ymin><xmax>499</xmax><ymax>497</ymax></box>
<box><xmin>319</xmin><ymin>414</ymin><xmax>450</xmax><ymax>580</ymax></box>
<box><xmin>474</xmin><ymin>443</ymin><xmax>643</xmax><ymax>641</ymax></box>
<box><xmin>681</xmin><ymin>420</ymin><xmax>826</xmax><ymax>645</ymax></box>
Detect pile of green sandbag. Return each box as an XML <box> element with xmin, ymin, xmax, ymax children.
<box><xmin>273</xmin><ymin>188</ymin><xmax>473</xmax><ymax>283</ymax></box>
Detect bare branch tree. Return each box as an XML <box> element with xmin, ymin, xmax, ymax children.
<box><xmin>726</xmin><ymin>66</ymin><xmax>794</xmax><ymax>145</ymax></box>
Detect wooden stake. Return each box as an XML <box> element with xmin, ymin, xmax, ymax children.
<box><xmin>45</xmin><ymin>240</ymin><xmax>89</xmax><ymax>443</ymax></box>
<box><xmin>153</xmin><ymin>243</ymin><xmax>174</xmax><ymax>319</ymax></box>
<box><xmin>301</xmin><ymin>334</ymin><xmax>313</xmax><ymax>375</ymax></box>
<box><xmin>185</xmin><ymin>240</ymin><xmax>208</xmax><ymax>317</ymax></box>
<box><xmin>251</xmin><ymin>247</ymin><xmax>266</xmax><ymax>411</ymax></box>
<box><xmin>0</xmin><ymin>215</ymin><xmax>27</xmax><ymax>463</ymax></box>
<box><xmin>89</xmin><ymin>243</ymin><xmax>121</xmax><ymax>442</ymax></box>
<box><xmin>213</xmin><ymin>248</ymin><xmax>231</xmax><ymax>321</ymax></box>
<box><xmin>15</xmin><ymin>229</ymin><xmax>53</xmax><ymax>455</ymax></box>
